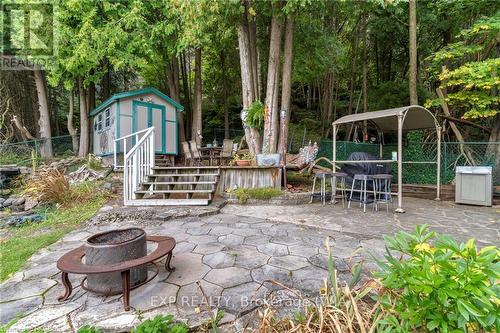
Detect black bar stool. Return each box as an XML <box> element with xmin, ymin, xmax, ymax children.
<box><xmin>348</xmin><ymin>174</ymin><xmax>376</xmax><ymax>213</ymax></box>
<box><xmin>373</xmin><ymin>174</ymin><xmax>393</xmax><ymax>213</ymax></box>
<box><xmin>331</xmin><ymin>172</ymin><xmax>348</xmax><ymax>208</ymax></box>
<box><xmin>309</xmin><ymin>171</ymin><xmax>334</xmax><ymax>206</ymax></box>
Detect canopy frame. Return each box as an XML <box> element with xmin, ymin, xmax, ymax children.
<box><xmin>332</xmin><ymin>105</ymin><xmax>441</xmax><ymax>213</ymax></box>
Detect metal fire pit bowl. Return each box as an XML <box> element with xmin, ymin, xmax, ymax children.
<box><xmin>85</xmin><ymin>228</ymin><xmax>148</xmax><ymax>294</ymax></box>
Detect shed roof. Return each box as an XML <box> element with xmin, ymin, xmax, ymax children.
<box><xmin>332</xmin><ymin>105</ymin><xmax>438</xmax><ymax>132</ymax></box>
<box><xmin>90</xmin><ymin>87</ymin><xmax>184</xmax><ymax>116</ymax></box>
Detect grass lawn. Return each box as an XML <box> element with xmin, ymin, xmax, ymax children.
<box><xmin>0</xmin><ymin>181</ymin><xmax>109</xmax><ymax>282</ymax></box>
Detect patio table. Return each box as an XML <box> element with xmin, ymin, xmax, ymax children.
<box><xmin>200</xmin><ymin>146</ymin><xmax>222</xmax><ymax>165</ymax></box>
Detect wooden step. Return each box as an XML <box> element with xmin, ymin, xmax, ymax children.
<box><xmin>126</xmin><ymin>198</ymin><xmax>210</xmax><ymax>206</ymax></box>
<box><xmin>135</xmin><ymin>189</ymin><xmax>214</xmax><ymax>194</ymax></box>
<box><xmin>142</xmin><ymin>181</ymin><xmax>217</xmax><ymax>185</ymax></box>
<box><xmin>149</xmin><ymin>173</ymin><xmax>219</xmax><ymax>178</ymax></box>
<box><xmin>153</xmin><ymin>166</ymin><xmax>219</xmax><ymax>170</ymax></box>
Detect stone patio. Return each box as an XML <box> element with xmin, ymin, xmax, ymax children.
<box><xmin>1</xmin><ymin>198</ymin><xmax>498</xmax><ymax>332</ymax></box>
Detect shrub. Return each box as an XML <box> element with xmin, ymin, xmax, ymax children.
<box><xmin>77</xmin><ymin>325</ymin><xmax>102</xmax><ymax>333</ymax></box>
<box><xmin>233</xmin><ymin>187</ymin><xmax>283</xmax><ymax>203</ymax></box>
<box><xmin>375</xmin><ymin>225</ymin><xmax>500</xmax><ymax>333</ymax></box>
<box><xmin>133</xmin><ymin>315</ymin><xmax>188</xmax><ymax>333</ymax></box>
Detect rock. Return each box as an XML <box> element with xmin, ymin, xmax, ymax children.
<box><xmin>13</xmin><ymin>197</ymin><xmax>25</xmax><ymax>206</ymax></box>
<box><xmin>24</xmin><ymin>197</ymin><xmax>38</xmax><ymax>211</ymax></box>
<box><xmin>0</xmin><ymin>198</ymin><xmax>5</xmax><ymax>205</ymax></box>
<box><xmin>3</xmin><ymin>198</ymin><xmax>14</xmax><ymax>207</ymax></box>
<box><xmin>103</xmin><ymin>182</ymin><xmax>113</xmax><ymax>191</ymax></box>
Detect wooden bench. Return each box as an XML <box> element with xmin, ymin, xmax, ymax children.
<box><xmin>57</xmin><ymin>235</ymin><xmax>176</xmax><ymax>311</ymax></box>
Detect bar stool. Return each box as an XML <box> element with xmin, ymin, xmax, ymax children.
<box><xmin>330</xmin><ymin>172</ymin><xmax>348</xmax><ymax>208</ymax></box>
<box><xmin>309</xmin><ymin>171</ymin><xmax>334</xmax><ymax>206</ymax></box>
<box><xmin>348</xmin><ymin>174</ymin><xmax>376</xmax><ymax>213</ymax></box>
<box><xmin>373</xmin><ymin>174</ymin><xmax>393</xmax><ymax>213</ymax></box>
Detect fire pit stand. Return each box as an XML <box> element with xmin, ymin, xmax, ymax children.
<box><xmin>57</xmin><ymin>235</ymin><xmax>176</xmax><ymax>311</ymax></box>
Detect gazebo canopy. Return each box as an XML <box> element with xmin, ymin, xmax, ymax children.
<box><xmin>332</xmin><ymin>105</ymin><xmax>438</xmax><ymax>132</ymax></box>
<box><xmin>331</xmin><ymin>105</ymin><xmax>441</xmax><ymax>213</ymax></box>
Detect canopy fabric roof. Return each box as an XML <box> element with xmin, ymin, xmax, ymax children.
<box><xmin>332</xmin><ymin>105</ymin><xmax>438</xmax><ymax>132</ymax></box>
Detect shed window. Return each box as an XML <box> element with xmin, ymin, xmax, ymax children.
<box><xmin>104</xmin><ymin>108</ymin><xmax>111</xmax><ymax>128</ymax></box>
<box><xmin>97</xmin><ymin>114</ymin><xmax>103</xmax><ymax>131</ymax></box>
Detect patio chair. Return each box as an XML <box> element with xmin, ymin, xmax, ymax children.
<box><xmin>220</xmin><ymin>139</ymin><xmax>234</xmax><ymax>165</ymax></box>
<box><xmin>189</xmin><ymin>140</ymin><xmax>206</xmax><ymax>165</ymax></box>
<box><xmin>181</xmin><ymin>142</ymin><xmax>192</xmax><ymax>166</ymax></box>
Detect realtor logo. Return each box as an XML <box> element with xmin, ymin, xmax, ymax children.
<box><xmin>1</xmin><ymin>2</ymin><xmax>55</xmax><ymax>69</ymax></box>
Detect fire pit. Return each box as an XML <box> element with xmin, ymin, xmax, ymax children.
<box><xmin>85</xmin><ymin>228</ymin><xmax>148</xmax><ymax>294</ymax></box>
<box><xmin>57</xmin><ymin>230</ymin><xmax>176</xmax><ymax>310</ymax></box>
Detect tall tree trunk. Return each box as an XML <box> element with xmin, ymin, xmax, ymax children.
<box><xmin>237</xmin><ymin>3</ymin><xmax>261</xmax><ymax>155</ymax></box>
<box><xmin>67</xmin><ymin>89</ymin><xmax>79</xmax><ymax>154</ymax></box>
<box><xmin>408</xmin><ymin>0</ymin><xmax>418</xmax><ymax>105</ymax></box>
<box><xmin>167</xmin><ymin>55</ymin><xmax>186</xmax><ymax>143</ymax></box>
<box><xmin>347</xmin><ymin>23</ymin><xmax>360</xmax><ymax>117</ymax></box>
<box><xmin>262</xmin><ymin>15</ymin><xmax>283</xmax><ymax>153</ymax></box>
<box><xmin>220</xmin><ymin>51</ymin><xmax>230</xmax><ymax>139</ymax></box>
<box><xmin>33</xmin><ymin>69</ymin><xmax>53</xmax><ymax>158</ymax></box>
<box><xmin>192</xmin><ymin>48</ymin><xmax>202</xmax><ymax>146</ymax></box>
<box><xmin>88</xmin><ymin>82</ymin><xmax>96</xmax><ymax>111</ymax></box>
<box><xmin>78</xmin><ymin>78</ymin><xmax>89</xmax><ymax>157</ymax></box>
<box><xmin>277</xmin><ymin>16</ymin><xmax>294</xmax><ymax>155</ymax></box>
<box><xmin>248</xmin><ymin>15</ymin><xmax>260</xmax><ymax>102</ymax></box>
<box><xmin>362</xmin><ymin>14</ymin><xmax>369</xmax><ymax>141</ymax></box>
<box><xmin>180</xmin><ymin>51</ymin><xmax>192</xmax><ymax>140</ymax></box>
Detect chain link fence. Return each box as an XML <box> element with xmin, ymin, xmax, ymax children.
<box><xmin>0</xmin><ymin>135</ymin><xmax>79</xmax><ymax>167</ymax></box>
<box><xmin>317</xmin><ymin>140</ymin><xmax>500</xmax><ymax>186</ymax></box>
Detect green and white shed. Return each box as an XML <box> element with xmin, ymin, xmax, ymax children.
<box><xmin>89</xmin><ymin>87</ymin><xmax>183</xmax><ymax>157</ymax></box>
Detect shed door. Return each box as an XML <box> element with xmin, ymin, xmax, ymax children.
<box><xmin>132</xmin><ymin>100</ymin><xmax>166</xmax><ymax>153</ymax></box>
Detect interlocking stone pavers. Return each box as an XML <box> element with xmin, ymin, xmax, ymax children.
<box><xmin>166</xmin><ymin>252</ymin><xmax>210</xmax><ymax>286</ymax></box>
<box><xmin>204</xmin><ymin>267</ymin><xmax>252</xmax><ymax>288</ymax></box>
<box><xmin>3</xmin><ymin>198</ymin><xmax>497</xmax><ymax>332</ymax></box>
<box><xmin>129</xmin><ymin>280</ymin><xmax>179</xmax><ymax>311</ymax></box>
<box><xmin>268</xmin><ymin>255</ymin><xmax>310</xmax><ymax>271</ymax></box>
<box><xmin>257</xmin><ymin>243</ymin><xmax>289</xmax><ymax>257</ymax></box>
<box><xmin>192</xmin><ymin>242</ymin><xmax>228</xmax><ymax>255</ymax></box>
<box><xmin>218</xmin><ymin>234</ymin><xmax>245</xmax><ymax>247</ymax></box>
<box><xmin>220</xmin><ymin>282</ymin><xmax>268</xmax><ymax>315</ymax></box>
<box><xmin>233</xmin><ymin>246</ymin><xmax>271</xmax><ymax>269</ymax></box>
<box><xmin>203</xmin><ymin>252</ymin><xmax>236</xmax><ymax>268</ymax></box>
<box><xmin>251</xmin><ymin>264</ymin><xmax>293</xmax><ymax>289</ymax></box>
<box><xmin>288</xmin><ymin>244</ymin><xmax>319</xmax><ymax>257</ymax></box>
<box><xmin>177</xmin><ymin>280</ymin><xmax>223</xmax><ymax>308</ymax></box>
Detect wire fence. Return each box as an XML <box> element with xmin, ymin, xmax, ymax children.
<box><xmin>0</xmin><ymin>135</ymin><xmax>79</xmax><ymax>167</ymax></box>
<box><xmin>316</xmin><ymin>140</ymin><xmax>500</xmax><ymax>186</ymax></box>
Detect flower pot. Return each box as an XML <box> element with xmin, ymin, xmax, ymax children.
<box><xmin>236</xmin><ymin>160</ymin><xmax>251</xmax><ymax>166</ymax></box>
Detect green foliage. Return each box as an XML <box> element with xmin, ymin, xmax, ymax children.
<box><xmin>245</xmin><ymin>101</ymin><xmax>265</xmax><ymax>130</ymax></box>
<box><xmin>426</xmin><ymin>14</ymin><xmax>500</xmax><ymax>120</ymax></box>
<box><xmin>375</xmin><ymin>225</ymin><xmax>500</xmax><ymax>333</ymax></box>
<box><xmin>76</xmin><ymin>325</ymin><xmax>102</xmax><ymax>333</ymax></box>
<box><xmin>133</xmin><ymin>315</ymin><xmax>188</xmax><ymax>333</ymax></box>
<box><xmin>233</xmin><ymin>187</ymin><xmax>283</xmax><ymax>203</ymax></box>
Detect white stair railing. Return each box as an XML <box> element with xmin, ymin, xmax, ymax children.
<box><xmin>114</xmin><ymin>127</ymin><xmax>154</xmax><ymax>170</ymax></box>
<box><xmin>122</xmin><ymin>127</ymin><xmax>155</xmax><ymax>205</ymax></box>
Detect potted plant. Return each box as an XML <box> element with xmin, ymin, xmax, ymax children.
<box><xmin>231</xmin><ymin>153</ymin><xmax>253</xmax><ymax>166</ymax></box>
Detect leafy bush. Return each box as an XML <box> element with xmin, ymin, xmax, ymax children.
<box><xmin>375</xmin><ymin>225</ymin><xmax>500</xmax><ymax>333</ymax></box>
<box><xmin>133</xmin><ymin>315</ymin><xmax>188</xmax><ymax>333</ymax></box>
<box><xmin>233</xmin><ymin>187</ymin><xmax>283</xmax><ymax>203</ymax></box>
<box><xmin>245</xmin><ymin>101</ymin><xmax>264</xmax><ymax>130</ymax></box>
<box><xmin>77</xmin><ymin>325</ymin><xmax>102</xmax><ymax>333</ymax></box>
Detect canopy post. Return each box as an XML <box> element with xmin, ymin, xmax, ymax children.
<box><xmin>435</xmin><ymin>125</ymin><xmax>441</xmax><ymax>200</ymax></box>
<box><xmin>395</xmin><ymin>113</ymin><xmax>405</xmax><ymax>213</ymax></box>
<box><xmin>332</xmin><ymin>124</ymin><xmax>337</xmax><ymax>171</ymax></box>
